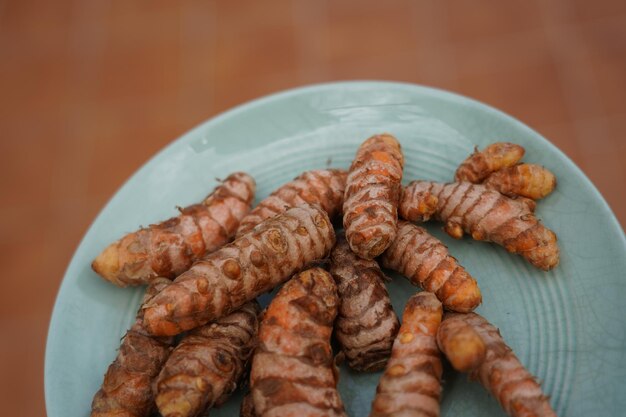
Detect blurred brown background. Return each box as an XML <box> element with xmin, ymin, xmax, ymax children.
<box><xmin>0</xmin><ymin>0</ymin><xmax>624</xmax><ymax>415</ymax></box>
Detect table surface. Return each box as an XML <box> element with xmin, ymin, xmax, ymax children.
<box><xmin>0</xmin><ymin>1</ymin><xmax>624</xmax><ymax>416</ymax></box>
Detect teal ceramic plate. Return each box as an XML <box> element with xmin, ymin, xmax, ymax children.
<box><xmin>45</xmin><ymin>81</ymin><xmax>626</xmax><ymax>417</ymax></box>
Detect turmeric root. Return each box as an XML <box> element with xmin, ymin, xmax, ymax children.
<box><xmin>329</xmin><ymin>234</ymin><xmax>399</xmax><ymax>372</ymax></box>
<box><xmin>370</xmin><ymin>292</ymin><xmax>443</xmax><ymax>417</ymax></box>
<box><xmin>250</xmin><ymin>267</ymin><xmax>347</xmax><ymax>417</ymax></box>
<box><xmin>437</xmin><ymin>313</ymin><xmax>557</xmax><ymax>417</ymax></box>
<box><xmin>91</xmin><ymin>278</ymin><xmax>173</xmax><ymax>417</ymax></box>
<box><xmin>455</xmin><ymin>142</ymin><xmax>525</xmax><ymax>183</ymax></box>
<box><xmin>240</xmin><ymin>392</ymin><xmax>256</xmax><ymax>417</ymax></box>
<box><xmin>142</xmin><ymin>205</ymin><xmax>336</xmax><ymax>336</ymax></box>
<box><xmin>400</xmin><ymin>181</ymin><xmax>559</xmax><ymax>270</ymax></box>
<box><xmin>93</xmin><ymin>172</ymin><xmax>256</xmax><ymax>287</ymax></box>
<box><xmin>380</xmin><ymin>221</ymin><xmax>482</xmax><ymax>313</ymax></box>
<box><xmin>236</xmin><ymin>169</ymin><xmax>347</xmax><ymax>237</ymax></box>
<box><xmin>483</xmin><ymin>163</ymin><xmax>557</xmax><ymax>200</ymax></box>
<box><xmin>436</xmin><ymin>314</ymin><xmax>486</xmax><ymax>372</ymax></box>
<box><xmin>343</xmin><ymin>134</ymin><xmax>404</xmax><ymax>259</ymax></box>
<box><xmin>155</xmin><ymin>301</ymin><xmax>261</xmax><ymax>417</ymax></box>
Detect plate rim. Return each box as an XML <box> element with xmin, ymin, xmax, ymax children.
<box><xmin>44</xmin><ymin>80</ymin><xmax>626</xmax><ymax>415</ymax></box>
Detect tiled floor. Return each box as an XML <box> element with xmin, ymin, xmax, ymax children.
<box><xmin>0</xmin><ymin>0</ymin><xmax>624</xmax><ymax>415</ymax></box>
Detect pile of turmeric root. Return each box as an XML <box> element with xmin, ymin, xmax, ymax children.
<box><xmin>90</xmin><ymin>135</ymin><xmax>559</xmax><ymax>417</ymax></box>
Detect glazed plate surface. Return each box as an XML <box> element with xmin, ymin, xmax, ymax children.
<box><xmin>45</xmin><ymin>81</ymin><xmax>626</xmax><ymax>417</ymax></box>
